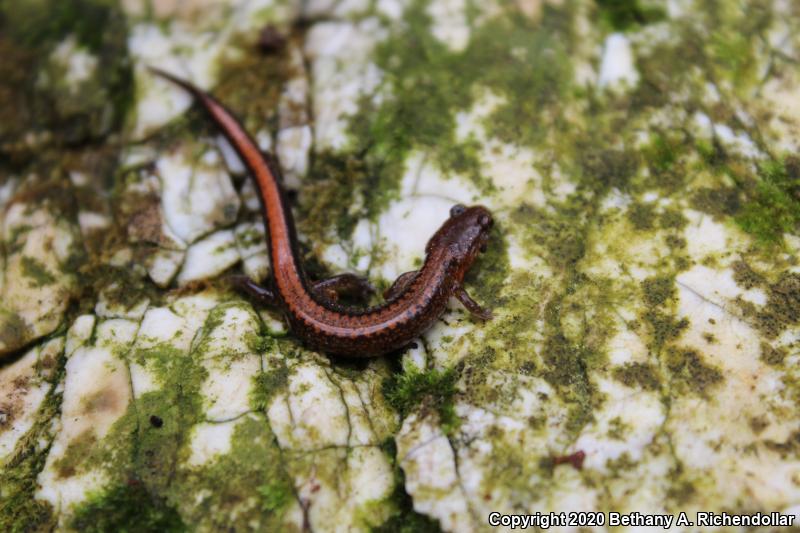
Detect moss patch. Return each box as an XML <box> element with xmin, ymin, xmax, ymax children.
<box><xmin>759</xmin><ymin>342</ymin><xmax>786</xmax><ymax>367</ymax></box>
<box><xmin>663</xmin><ymin>347</ymin><xmax>723</xmax><ymax>396</ymax></box>
<box><xmin>19</xmin><ymin>256</ymin><xmax>57</xmax><ymax>287</ymax></box>
<box><xmin>731</xmin><ymin>260</ymin><xmax>764</xmax><ymax>290</ymax></box>
<box><xmin>344</xmin><ymin>0</ymin><xmax>574</xmax><ymax>222</ymax></box>
<box><xmin>69</xmin><ymin>482</ymin><xmax>185</xmax><ymax>533</ymax></box>
<box><xmin>0</xmin><ymin>309</ymin><xmax>31</xmax><ymax>354</ymax></box>
<box><xmin>511</xmin><ymin>203</ymin><xmax>589</xmax><ymax>270</ymax></box>
<box><xmin>627</xmin><ymin>202</ymin><xmax>657</xmax><ymax>231</ymax></box>
<box><xmin>250</xmin><ymin>361</ymin><xmax>290</xmax><ymax>411</ymax></box>
<box><xmin>539</xmin><ymin>291</ymin><xmax>605</xmax><ymax>435</ymax></box>
<box><xmin>760</xmin><ymin>273</ymin><xmax>800</xmax><ymax>337</ymax></box>
<box><xmin>641</xmin><ymin>276</ymin><xmax>675</xmax><ymax>307</ymax></box>
<box><xmin>0</xmin><ymin>0</ymin><xmax>133</xmax><ymax>145</ymax></box>
<box><xmin>383</xmin><ymin>367</ymin><xmax>459</xmax><ymax>434</ymax></box>
<box><xmin>613</xmin><ymin>362</ymin><xmax>661</xmax><ymax>391</ymax></box>
<box><xmin>735</xmin><ymin>157</ymin><xmax>800</xmax><ymax>246</ymax></box>
<box><xmin>0</xmin><ymin>336</ymin><xmax>66</xmax><ymax>531</ymax></box>
<box><xmin>298</xmin><ymin>151</ymin><xmax>375</xmax><ymax>243</ymax></box>
<box><xmin>462</xmin><ymin>222</ymin><xmax>510</xmax><ymax>308</ymax></box>
<box><xmin>691</xmin><ymin>187</ymin><xmax>741</xmax><ymax>220</ymax></box>
<box><xmin>171</xmin><ymin>415</ymin><xmax>295</xmax><ymax>531</ymax></box>
<box><xmin>594</xmin><ymin>0</ymin><xmax>666</xmax><ymax>32</ymax></box>
<box><xmin>643</xmin><ymin>310</ymin><xmax>688</xmax><ymax>350</ymax></box>
<box><xmin>579</xmin><ymin>147</ymin><xmax>640</xmax><ymax>193</ymax></box>
<box><xmin>740</xmin><ymin>272</ymin><xmax>800</xmax><ymax>338</ymax></box>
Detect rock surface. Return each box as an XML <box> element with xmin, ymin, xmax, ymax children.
<box><xmin>1</xmin><ymin>0</ymin><xmax>799</xmax><ymax>531</ymax></box>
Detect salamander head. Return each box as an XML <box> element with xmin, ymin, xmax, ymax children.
<box><xmin>426</xmin><ymin>204</ymin><xmax>493</xmax><ymax>272</ymax></box>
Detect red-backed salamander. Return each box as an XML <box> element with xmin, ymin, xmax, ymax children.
<box><xmin>150</xmin><ymin>68</ymin><xmax>494</xmax><ymax>357</ymax></box>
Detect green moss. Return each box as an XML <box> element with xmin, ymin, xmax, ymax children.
<box><xmin>731</xmin><ymin>260</ymin><xmax>764</xmax><ymax>290</ymax></box>
<box><xmin>578</xmin><ymin>147</ymin><xmax>639</xmax><ymax>194</ymax></box>
<box><xmin>541</xmin><ymin>332</ymin><xmax>590</xmax><ymax>389</ymax></box>
<box><xmin>191</xmin><ymin>303</ymin><xmax>261</xmax><ymax>359</ymax></box>
<box><xmin>55</xmin><ymin>345</ymin><xmax>205</xmax><ymax>492</ymax></box>
<box><xmin>78</xmin><ymin>264</ymin><xmax>159</xmax><ymax>316</ymax></box>
<box><xmin>19</xmin><ymin>255</ymin><xmax>57</xmax><ymax>287</ymax></box>
<box><xmin>257</xmin><ymin>480</ymin><xmax>291</xmax><ymax>513</ymax></box>
<box><xmin>298</xmin><ymin>151</ymin><xmax>376</xmax><ymax>242</ymax></box>
<box><xmin>659</xmin><ymin>209</ymin><xmax>687</xmax><ymax>230</ymax></box>
<box><xmin>641</xmin><ymin>276</ymin><xmax>675</xmax><ymax>307</ymax></box>
<box><xmin>0</xmin><ymin>441</ymin><xmax>56</xmax><ymax>533</ymax></box>
<box><xmin>53</xmin><ymin>430</ymin><xmax>98</xmax><ymax>478</ymax></box>
<box><xmin>0</xmin><ymin>336</ymin><xmax>66</xmax><ymax>532</ymax></box>
<box><xmin>4</xmin><ymin>224</ymin><xmax>32</xmax><ymax>255</ymax></box>
<box><xmin>540</xmin><ymin>328</ymin><xmax>597</xmax><ymax>434</ymax></box>
<box><xmin>642</xmin><ymin>133</ymin><xmax>686</xmax><ymax>190</ymax></box>
<box><xmin>171</xmin><ymin>415</ymin><xmax>294</xmax><ymax>530</ymax></box>
<box><xmin>69</xmin><ymin>482</ymin><xmax>185</xmax><ymax>533</ymax></box>
<box><xmin>665</xmin><ymin>235</ymin><xmax>686</xmax><ymax>250</ymax></box>
<box><xmin>484</xmin><ymin>436</ymin><xmax>553</xmax><ymax>498</ymax></box>
<box><xmin>643</xmin><ymin>310</ymin><xmax>688</xmax><ymax>350</ymax></box>
<box><xmin>663</xmin><ymin>347</ymin><xmax>723</xmax><ymax>396</ymax></box>
<box><xmin>345</xmin><ymin>0</ymin><xmax>574</xmax><ymax>213</ymax></box>
<box><xmin>606</xmin><ymin>452</ymin><xmax>637</xmax><ymax>476</ymax></box>
<box><xmin>666</xmin><ymin>478</ymin><xmax>696</xmax><ymax>505</ymax></box>
<box><xmin>466</xmin><ymin>215</ymin><xmax>612</xmax><ymax>435</ymax></box>
<box><xmin>738</xmin><ymin>273</ymin><xmax>800</xmax><ymax>339</ymax></box>
<box><xmin>511</xmin><ymin>203</ymin><xmax>588</xmax><ymax>270</ymax></box>
<box><xmin>701</xmin><ymin>332</ymin><xmax>716</xmax><ymax>344</ymax></box>
<box><xmin>4</xmin><ymin>0</ymin><xmax>117</xmax><ymax>52</ymax></box>
<box><xmin>613</xmin><ymin>362</ymin><xmax>661</xmax><ymax>391</ymax></box>
<box><xmin>0</xmin><ymin>0</ymin><xmax>133</xmax><ymax>144</ymax></box>
<box><xmin>630</xmin><ymin>23</ymin><xmax>704</xmax><ymax>110</ymax></box>
<box><xmin>691</xmin><ymin>187</ymin><xmax>741</xmax><ymax>220</ymax></box>
<box><xmin>607</xmin><ymin>417</ymin><xmax>631</xmax><ymax>440</ymax></box>
<box><xmin>706</xmin><ymin>4</ymin><xmax>769</xmax><ymax>93</ymax></box>
<box><xmin>54</xmin><ymin>332</ymin><xmax>209</xmax><ymax>512</ymax></box>
<box><xmin>627</xmin><ymin>202</ymin><xmax>656</xmax><ymax>231</ymax></box>
<box><xmin>383</xmin><ymin>367</ymin><xmax>459</xmax><ymax>434</ymax></box>
<box><xmin>462</xmin><ymin>222</ymin><xmax>510</xmax><ymax>308</ymax></box>
<box><xmin>56</xmin><ymin>303</ymin><xmax>293</xmax><ymax>530</ymax></box>
<box><xmin>735</xmin><ymin>157</ymin><xmax>800</xmax><ymax>245</ymax></box>
<box><xmin>235</xmin><ymin>227</ymin><xmax>264</xmax><ymax>249</ymax></box>
<box><xmin>207</xmin><ymin>27</ymin><xmax>289</xmax><ymax>138</ymax></box>
<box><xmin>0</xmin><ymin>309</ymin><xmax>30</xmax><ymax>353</ymax></box>
<box><xmin>760</xmin><ymin>342</ymin><xmax>786</xmax><ymax>366</ymax></box>
<box><xmin>250</xmin><ymin>362</ymin><xmax>290</xmax><ymax>411</ymax></box>
<box><xmin>595</xmin><ymin>0</ymin><xmax>666</xmax><ymax>32</ymax></box>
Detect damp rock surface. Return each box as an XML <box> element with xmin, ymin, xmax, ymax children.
<box><xmin>1</xmin><ymin>0</ymin><xmax>800</xmax><ymax>532</ymax></box>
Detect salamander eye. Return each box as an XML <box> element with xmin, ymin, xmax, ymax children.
<box><xmin>478</xmin><ymin>213</ymin><xmax>493</xmax><ymax>228</ymax></box>
<box><xmin>450</xmin><ymin>204</ymin><xmax>467</xmax><ymax>217</ymax></box>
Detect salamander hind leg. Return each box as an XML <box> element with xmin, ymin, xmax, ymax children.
<box><xmin>229</xmin><ymin>275</ymin><xmax>277</xmax><ymax>307</ymax></box>
<box><xmin>454</xmin><ymin>284</ymin><xmax>492</xmax><ymax>320</ymax></box>
<box><xmin>312</xmin><ymin>273</ymin><xmax>375</xmax><ymax>303</ymax></box>
<box><xmin>383</xmin><ymin>271</ymin><xmax>419</xmax><ymax>301</ymax></box>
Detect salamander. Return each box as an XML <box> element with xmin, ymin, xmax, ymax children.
<box><xmin>150</xmin><ymin>68</ymin><xmax>493</xmax><ymax>357</ymax></box>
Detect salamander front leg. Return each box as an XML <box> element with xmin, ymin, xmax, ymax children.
<box><xmin>383</xmin><ymin>271</ymin><xmax>419</xmax><ymax>301</ymax></box>
<box><xmin>313</xmin><ymin>273</ymin><xmax>375</xmax><ymax>304</ymax></box>
<box><xmin>454</xmin><ymin>285</ymin><xmax>492</xmax><ymax>320</ymax></box>
<box><xmin>229</xmin><ymin>275</ymin><xmax>277</xmax><ymax>307</ymax></box>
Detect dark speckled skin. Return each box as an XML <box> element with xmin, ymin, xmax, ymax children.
<box><xmin>152</xmin><ymin>68</ymin><xmax>493</xmax><ymax>357</ymax></box>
